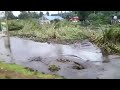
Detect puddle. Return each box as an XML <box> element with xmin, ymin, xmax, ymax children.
<box><xmin>0</xmin><ymin>36</ymin><xmax>105</xmax><ymax>78</ymax></box>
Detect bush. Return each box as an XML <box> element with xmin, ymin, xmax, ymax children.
<box><xmin>8</xmin><ymin>20</ymin><xmax>23</xmax><ymax>31</ymax></box>
<box><xmin>88</xmin><ymin>12</ymin><xmax>110</xmax><ymax>25</ymax></box>
<box><xmin>89</xmin><ymin>26</ymin><xmax>120</xmax><ymax>54</ymax></box>
<box><xmin>48</xmin><ymin>65</ymin><xmax>60</xmax><ymax>72</ymax></box>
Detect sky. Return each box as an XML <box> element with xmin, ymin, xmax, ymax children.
<box><xmin>0</xmin><ymin>11</ymin><xmax>70</xmax><ymax>17</ymax></box>
<box><xmin>12</xmin><ymin>11</ymin><xmax>70</xmax><ymax>16</ymax></box>
<box><xmin>9</xmin><ymin>11</ymin><xmax>69</xmax><ymax>16</ymax></box>
<box><xmin>12</xmin><ymin>11</ymin><xmax>58</xmax><ymax>16</ymax></box>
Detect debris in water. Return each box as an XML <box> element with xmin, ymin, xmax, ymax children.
<box><xmin>48</xmin><ymin>65</ymin><xmax>60</xmax><ymax>72</ymax></box>
<box><xmin>29</xmin><ymin>57</ymin><xmax>42</xmax><ymax>62</ymax></box>
<box><xmin>7</xmin><ymin>54</ymin><xmax>10</xmax><ymax>56</ymax></box>
<box><xmin>57</xmin><ymin>58</ymin><xmax>71</xmax><ymax>63</ymax></box>
<box><xmin>72</xmin><ymin>65</ymin><xmax>82</xmax><ymax>70</ymax></box>
<box><xmin>72</xmin><ymin>62</ymin><xmax>85</xmax><ymax>70</ymax></box>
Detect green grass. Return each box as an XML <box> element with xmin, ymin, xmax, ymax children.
<box><xmin>87</xmin><ymin>25</ymin><xmax>120</xmax><ymax>55</ymax></box>
<box><xmin>9</xmin><ymin>19</ymin><xmax>87</xmax><ymax>43</ymax></box>
<box><xmin>0</xmin><ymin>61</ymin><xmax>63</xmax><ymax>79</ymax></box>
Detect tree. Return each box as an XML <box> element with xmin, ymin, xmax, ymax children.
<box><xmin>7</xmin><ymin>11</ymin><xmax>15</xmax><ymax>19</ymax></box>
<box><xmin>27</xmin><ymin>11</ymin><xmax>32</xmax><ymax>17</ymax></box>
<box><xmin>78</xmin><ymin>11</ymin><xmax>91</xmax><ymax>20</ymax></box>
<box><xmin>46</xmin><ymin>12</ymin><xmax>49</xmax><ymax>16</ymax></box>
<box><xmin>39</xmin><ymin>12</ymin><xmax>44</xmax><ymax>17</ymax></box>
<box><xmin>32</xmin><ymin>12</ymin><xmax>39</xmax><ymax>18</ymax></box>
<box><xmin>18</xmin><ymin>11</ymin><xmax>29</xmax><ymax>19</ymax></box>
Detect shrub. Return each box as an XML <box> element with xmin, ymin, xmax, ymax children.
<box><xmin>89</xmin><ymin>27</ymin><xmax>120</xmax><ymax>54</ymax></box>
<box><xmin>48</xmin><ymin>65</ymin><xmax>60</xmax><ymax>72</ymax></box>
<box><xmin>87</xmin><ymin>12</ymin><xmax>110</xmax><ymax>26</ymax></box>
<box><xmin>8</xmin><ymin>20</ymin><xmax>23</xmax><ymax>31</ymax></box>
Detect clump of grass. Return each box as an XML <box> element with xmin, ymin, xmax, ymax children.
<box><xmin>48</xmin><ymin>65</ymin><xmax>60</xmax><ymax>72</ymax></box>
<box><xmin>0</xmin><ymin>62</ymin><xmax>62</xmax><ymax>79</ymax></box>
<box><xmin>8</xmin><ymin>20</ymin><xmax>24</xmax><ymax>31</ymax></box>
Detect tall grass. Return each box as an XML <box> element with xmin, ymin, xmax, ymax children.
<box><xmin>9</xmin><ymin>19</ymin><xmax>87</xmax><ymax>42</ymax></box>
<box><xmin>87</xmin><ymin>25</ymin><xmax>120</xmax><ymax>54</ymax></box>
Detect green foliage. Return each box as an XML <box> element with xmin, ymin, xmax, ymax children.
<box><xmin>7</xmin><ymin>11</ymin><xmax>16</xmax><ymax>19</ymax></box>
<box><xmin>39</xmin><ymin>12</ymin><xmax>44</xmax><ymax>17</ymax></box>
<box><xmin>104</xmin><ymin>27</ymin><xmax>120</xmax><ymax>43</ymax></box>
<box><xmin>87</xmin><ymin>26</ymin><xmax>120</xmax><ymax>54</ymax></box>
<box><xmin>0</xmin><ymin>62</ymin><xmax>62</xmax><ymax>79</ymax></box>
<box><xmin>8</xmin><ymin>20</ymin><xmax>24</xmax><ymax>30</ymax></box>
<box><xmin>87</xmin><ymin>12</ymin><xmax>109</xmax><ymax>25</ymax></box>
<box><xmin>117</xmin><ymin>12</ymin><xmax>120</xmax><ymax>19</ymax></box>
<box><xmin>18</xmin><ymin>11</ymin><xmax>30</xmax><ymax>19</ymax></box>
<box><xmin>72</xmin><ymin>11</ymin><xmax>120</xmax><ymax>25</ymax></box>
<box><xmin>9</xmin><ymin>19</ymin><xmax>87</xmax><ymax>41</ymax></box>
<box><xmin>28</xmin><ymin>12</ymin><xmax>39</xmax><ymax>18</ymax></box>
<box><xmin>77</xmin><ymin>11</ymin><xmax>91</xmax><ymax>20</ymax></box>
<box><xmin>48</xmin><ymin>65</ymin><xmax>60</xmax><ymax>72</ymax></box>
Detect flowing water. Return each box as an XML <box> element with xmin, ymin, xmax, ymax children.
<box><xmin>0</xmin><ymin>36</ymin><xmax>120</xmax><ymax>79</ymax></box>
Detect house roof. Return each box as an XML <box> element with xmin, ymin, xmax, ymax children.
<box><xmin>43</xmin><ymin>15</ymin><xmax>63</xmax><ymax>20</ymax></box>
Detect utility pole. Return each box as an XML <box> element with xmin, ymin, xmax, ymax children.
<box><xmin>4</xmin><ymin>11</ymin><xmax>14</xmax><ymax>63</ymax></box>
<box><xmin>5</xmin><ymin>11</ymin><xmax>8</xmax><ymax>35</ymax></box>
<box><xmin>61</xmin><ymin>11</ymin><xmax>62</xmax><ymax>17</ymax></box>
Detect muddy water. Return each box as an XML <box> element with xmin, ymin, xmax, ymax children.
<box><xmin>0</xmin><ymin>36</ymin><xmax>112</xmax><ymax>79</ymax></box>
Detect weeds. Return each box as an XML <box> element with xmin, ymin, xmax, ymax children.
<box><xmin>0</xmin><ymin>62</ymin><xmax>62</xmax><ymax>79</ymax></box>
<box><xmin>48</xmin><ymin>65</ymin><xmax>60</xmax><ymax>72</ymax></box>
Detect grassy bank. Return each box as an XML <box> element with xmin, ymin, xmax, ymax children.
<box><xmin>8</xmin><ymin>19</ymin><xmax>120</xmax><ymax>55</ymax></box>
<box><xmin>9</xmin><ymin>19</ymin><xmax>88</xmax><ymax>44</ymax></box>
<box><xmin>0</xmin><ymin>61</ymin><xmax>63</xmax><ymax>79</ymax></box>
